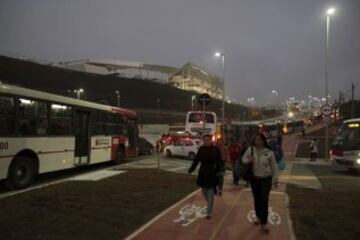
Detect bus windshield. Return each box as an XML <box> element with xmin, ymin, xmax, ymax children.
<box><xmin>333</xmin><ymin>121</ymin><xmax>360</xmax><ymax>150</ymax></box>
<box><xmin>188</xmin><ymin>112</ymin><xmax>215</xmax><ymax>123</ymax></box>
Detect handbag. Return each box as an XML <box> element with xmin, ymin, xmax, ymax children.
<box><xmin>277</xmin><ymin>158</ymin><xmax>286</xmax><ymax>170</ymax></box>
<box><xmin>239</xmin><ymin>146</ymin><xmax>253</xmax><ymax>181</ymax></box>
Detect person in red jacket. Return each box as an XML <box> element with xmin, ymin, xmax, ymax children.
<box><xmin>228</xmin><ymin>139</ymin><xmax>242</xmax><ymax>185</ymax></box>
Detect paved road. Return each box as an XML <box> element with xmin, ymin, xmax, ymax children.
<box><xmin>115</xmin><ymin>153</ymin><xmax>194</xmax><ymax>174</ymax></box>
<box><xmin>307</xmin><ymin>163</ymin><xmax>360</xmax><ymax>190</ymax></box>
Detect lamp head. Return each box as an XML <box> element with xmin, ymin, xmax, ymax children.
<box><xmin>326</xmin><ymin>8</ymin><xmax>335</xmax><ymax>16</ymax></box>
<box><xmin>214</xmin><ymin>52</ymin><xmax>222</xmax><ymax>57</ymax></box>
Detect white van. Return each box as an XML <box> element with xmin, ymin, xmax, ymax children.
<box><xmin>330</xmin><ymin>118</ymin><xmax>360</xmax><ymax>170</ymax></box>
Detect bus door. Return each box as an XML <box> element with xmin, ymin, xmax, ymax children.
<box><xmin>74</xmin><ymin>110</ymin><xmax>90</xmax><ymax>165</ymax></box>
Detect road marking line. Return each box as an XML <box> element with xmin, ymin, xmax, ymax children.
<box><xmin>124</xmin><ymin>189</ymin><xmax>201</xmax><ymax>240</ymax></box>
<box><xmin>0</xmin><ymin>166</ymin><xmax>119</xmax><ymax>200</ymax></box>
<box><xmin>209</xmin><ymin>189</ymin><xmax>244</xmax><ymax>240</ymax></box>
<box><xmin>285</xmin><ymin>194</ymin><xmax>297</xmax><ymax>240</ymax></box>
<box><xmin>168</xmin><ymin>166</ymin><xmax>188</xmax><ymax>172</ymax></box>
<box><xmin>70</xmin><ymin>170</ymin><xmax>126</xmax><ymax>181</ymax></box>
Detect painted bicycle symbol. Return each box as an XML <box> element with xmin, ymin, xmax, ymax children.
<box><xmin>247</xmin><ymin>207</ymin><xmax>281</xmax><ymax>225</ymax></box>
<box><xmin>174</xmin><ymin>204</ymin><xmax>207</xmax><ymax>227</ymax></box>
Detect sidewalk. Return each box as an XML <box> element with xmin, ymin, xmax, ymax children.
<box><xmin>126</xmin><ymin>171</ymin><xmax>292</xmax><ymax>240</ymax></box>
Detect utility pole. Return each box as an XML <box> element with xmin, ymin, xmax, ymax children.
<box><xmin>115</xmin><ymin>90</ymin><xmax>120</xmax><ymax>107</ymax></box>
<box><xmin>351</xmin><ymin>83</ymin><xmax>355</xmax><ymax>118</ymax></box>
<box><xmin>339</xmin><ymin>91</ymin><xmax>342</xmax><ymax>105</ymax></box>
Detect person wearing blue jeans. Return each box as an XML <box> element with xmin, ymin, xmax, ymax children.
<box><xmin>189</xmin><ymin>134</ymin><xmax>222</xmax><ymax>219</ymax></box>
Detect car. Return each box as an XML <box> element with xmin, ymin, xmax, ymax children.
<box><xmin>158</xmin><ymin>131</ymin><xmax>192</xmax><ymax>152</ymax></box>
<box><xmin>137</xmin><ymin>137</ymin><xmax>154</xmax><ymax>155</ymax></box>
<box><xmin>164</xmin><ymin>139</ymin><xmax>201</xmax><ymax>160</ymax></box>
<box><xmin>330</xmin><ymin>118</ymin><xmax>360</xmax><ymax>171</ymax></box>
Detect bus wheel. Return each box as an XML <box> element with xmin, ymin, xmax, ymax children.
<box><xmin>188</xmin><ymin>152</ymin><xmax>196</xmax><ymax>161</ymax></box>
<box><xmin>6</xmin><ymin>156</ymin><xmax>36</xmax><ymax>190</ymax></box>
<box><xmin>166</xmin><ymin>150</ymin><xmax>172</xmax><ymax>158</ymax></box>
<box><xmin>114</xmin><ymin>146</ymin><xmax>125</xmax><ymax>164</ymax></box>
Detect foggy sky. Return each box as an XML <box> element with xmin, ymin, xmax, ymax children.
<box><xmin>0</xmin><ymin>0</ymin><xmax>359</xmax><ymax>105</ymax></box>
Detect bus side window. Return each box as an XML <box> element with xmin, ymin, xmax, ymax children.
<box><xmin>92</xmin><ymin>110</ymin><xmax>106</xmax><ymax>136</ymax></box>
<box><xmin>0</xmin><ymin>95</ymin><xmax>15</xmax><ymax>135</ymax></box>
<box><xmin>18</xmin><ymin>98</ymin><xmax>48</xmax><ymax>136</ymax></box>
<box><xmin>50</xmin><ymin>104</ymin><xmax>72</xmax><ymax>135</ymax></box>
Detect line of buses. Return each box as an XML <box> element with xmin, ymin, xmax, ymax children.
<box><xmin>2</xmin><ymin>82</ymin><xmax>358</xmax><ymax>190</ymax></box>
<box><xmin>185</xmin><ymin>110</ymin><xmax>305</xmax><ymax>143</ymax></box>
<box><xmin>185</xmin><ymin>111</ymin><xmax>360</xmax><ymax>171</ymax></box>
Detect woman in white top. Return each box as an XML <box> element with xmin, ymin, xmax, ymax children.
<box><xmin>242</xmin><ymin>133</ymin><xmax>278</xmax><ymax>234</ymax></box>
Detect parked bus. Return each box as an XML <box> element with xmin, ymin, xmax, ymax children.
<box><xmin>330</xmin><ymin>118</ymin><xmax>360</xmax><ymax>170</ymax></box>
<box><xmin>185</xmin><ymin>111</ymin><xmax>217</xmax><ymax>136</ymax></box>
<box><xmin>0</xmin><ymin>83</ymin><xmax>138</xmax><ymax>189</ymax></box>
<box><xmin>218</xmin><ymin>121</ymin><xmax>261</xmax><ymax>144</ymax></box>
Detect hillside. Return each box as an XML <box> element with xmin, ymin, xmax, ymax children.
<box><xmin>0</xmin><ymin>55</ymin><xmax>277</xmax><ymax>123</ymax></box>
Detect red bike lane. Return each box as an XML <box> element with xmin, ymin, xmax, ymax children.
<box><xmin>126</xmin><ymin>183</ymin><xmax>290</xmax><ymax>240</ymax></box>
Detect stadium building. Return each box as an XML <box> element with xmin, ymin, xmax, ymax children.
<box><xmin>52</xmin><ymin>59</ymin><xmax>223</xmax><ymax>99</ymax></box>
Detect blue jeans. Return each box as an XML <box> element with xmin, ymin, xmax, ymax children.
<box><xmin>201</xmin><ymin>188</ymin><xmax>215</xmax><ymax>215</ymax></box>
<box><xmin>217</xmin><ymin>171</ymin><xmax>225</xmax><ymax>192</ymax></box>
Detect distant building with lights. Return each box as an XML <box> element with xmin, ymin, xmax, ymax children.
<box><xmin>168</xmin><ymin>62</ymin><xmax>223</xmax><ymax>99</ymax></box>
<box><xmin>52</xmin><ymin>59</ymin><xmax>222</xmax><ymax>99</ymax></box>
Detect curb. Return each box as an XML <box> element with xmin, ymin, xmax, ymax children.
<box><xmin>285</xmin><ymin>194</ymin><xmax>297</xmax><ymax>240</ymax></box>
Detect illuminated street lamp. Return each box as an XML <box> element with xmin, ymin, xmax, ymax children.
<box><xmin>191</xmin><ymin>95</ymin><xmax>196</xmax><ymax>111</ymax></box>
<box><xmin>214</xmin><ymin>51</ymin><xmax>225</xmax><ymax>123</ymax></box>
<box><xmin>74</xmin><ymin>88</ymin><xmax>84</xmax><ymax>99</ymax></box>
<box><xmin>271</xmin><ymin>89</ymin><xmax>278</xmax><ymax>96</ymax></box>
<box><xmin>324</xmin><ymin>7</ymin><xmax>336</xmax><ymax>161</ymax></box>
<box><xmin>325</xmin><ymin>7</ymin><xmax>335</xmax><ymax>105</ymax></box>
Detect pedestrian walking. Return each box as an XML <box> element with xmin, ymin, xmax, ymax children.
<box><xmin>269</xmin><ymin>139</ymin><xmax>286</xmax><ymax>170</ymax></box>
<box><xmin>242</xmin><ymin>133</ymin><xmax>278</xmax><ymax>234</ymax></box>
<box><xmin>277</xmin><ymin>131</ymin><xmax>283</xmax><ymax>147</ymax></box>
<box><xmin>188</xmin><ymin>134</ymin><xmax>222</xmax><ymax>219</ymax></box>
<box><xmin>228</xmin><ymin>139</ymin><xmax>242</xmax><ymax>185</ymax></box>
<box><xmin>301</xmin><ymin>126</ymin><xmax>306</xmax><ymax>137</ymax></box>
<box><xmin>215</xmin><ymin>138</ymin><xmax>230</xmax><ymax>195</ymax></box>
<box><xmin>310</xmin><ymin>138</ymin><xmax>318</xmax><ymax>161</ymax></box>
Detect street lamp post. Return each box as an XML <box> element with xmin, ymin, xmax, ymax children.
<box><xmin>191</xmin><ymin>95</ymin><xmax>196</xmax><ymax>111</ymax></box>
<box><xmin>115</xmin><ymin>90</ymin><xmax>120</xmax><ymax>107</ymax></box>
<box><xmin>215</xmin><ymin>51</ymin><xmax>225</xmax><ymax>121</ymax></box>
<box><xmin>324</xmin><ymin>7</ymin><xmax>335</xmax><ymax>161</ymax></box>
<box><xmin>157</xmin><ymin>98</ymin><xmax>160</xmax><ymax>111</ymax></box>
<box><xmin>74</xmin><ymin>88</ymin><xmax>84</xmax><ymax>100</ymax></box>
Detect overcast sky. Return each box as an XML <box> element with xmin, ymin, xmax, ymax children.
<box><xmin>1</xmin><ymin>0</ymin><xmax>359</xmax><ymax>105</ymax></box>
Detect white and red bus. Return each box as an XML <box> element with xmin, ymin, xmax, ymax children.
<box><xmin>185</xmin><ymin>111</ymin><xmax>217</xmax><ymax>137</ymax></box>
<box><xmin>0</xmin><ymin>83</ymin><xmax>138</xmax><ymax>189</ymax></box>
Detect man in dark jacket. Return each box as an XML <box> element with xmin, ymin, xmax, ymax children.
<box><xmin>188</xmin><ymin>134</ymin><xmax>222</xmax><ymax>219</ymax></box>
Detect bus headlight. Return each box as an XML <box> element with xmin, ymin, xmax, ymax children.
<box><xmin>357</xmin><ymin>159</ymin><xmax>360</xmax><ymax>165</ymax></box>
